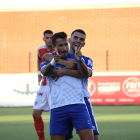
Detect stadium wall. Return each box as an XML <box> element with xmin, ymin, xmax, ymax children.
<box><xmin>0</xmin><ymin>73</ymin><xmax>140</xmax><ymax>106</ymax></box>
<box><xmin>0</xmin><ymin>7</ymin><xmax>140</xmax><ymax>73</ymax></box>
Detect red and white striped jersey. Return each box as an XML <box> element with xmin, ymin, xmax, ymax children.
<box><xmin>38</xmin><ymin>45</ymin><xmax>55</xmax><ymax>86</ymax></box>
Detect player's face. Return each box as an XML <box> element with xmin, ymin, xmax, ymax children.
<box><xmin>69</xmin><ymin>32</ymin><xmax>85</xmax><ymax>52</ymax></box>
<box><xmin>55</xmin><ymin>38</ymin><xmax>69</xmax><ymax>58</ymax></box>
<box><xmin>43</xmin><ymin>33</ymin><xmax>53</xmax><ymax>47</ymax></box>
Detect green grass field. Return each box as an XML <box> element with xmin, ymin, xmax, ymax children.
<box><xmin>0</xmin><ymin>106</ymin><xmax>140</xmax><ymax>140</ymax></box>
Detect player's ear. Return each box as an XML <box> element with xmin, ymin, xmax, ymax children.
<box><xmin>43</xmin><ymin>37</ymin><xmax>45</xmax><ymax>41</ymax></box>
<box><xmin>82</xmin><ymin>42</ymin><xmax>85</xmax><ymax>47</ymax></box>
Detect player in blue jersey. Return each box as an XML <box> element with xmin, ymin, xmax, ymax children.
<box><xmin>43</xmin><ymin>29</ymin><xmax>99</xmax><ymax>140</ymax></box>
<box><xmin>41</xmin><ymin>32</ymin><xmax>94</xmax><ymax>140</ymax></box>
<box><xmin>68</xmin><ymin>29</ymin><xmax>99</xmax><ymax>140</ymax></box>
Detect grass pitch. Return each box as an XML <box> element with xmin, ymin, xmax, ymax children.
<box><xmin>0</xmin><ymin>106</ymin><xmax>140</xmax><ymax>140</ymax></box>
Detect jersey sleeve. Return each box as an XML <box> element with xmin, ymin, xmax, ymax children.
<box><xmin>40</xmin><ymin>61</ymin><xmax>49</xmax><ymax>70</ymax></box>
<box><xmin>86</xmin><ymin>58</ymin><xmax>93</xmax><ymax>71</ymax></box>
<box><xmin>82</xmin><ymin>56</ymin><xmax>93</xmax><ymax>76</ymax></box>
<box><xmin>37</xmin><ymin>49</ymin><xmax>41</xmax><ymax>60</ymax></box>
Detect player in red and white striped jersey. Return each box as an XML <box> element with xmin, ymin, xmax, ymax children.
<box><xmin>32</xmin><ymin>30</ymin><xmax>55</xmax><ymax>140</ymax></box>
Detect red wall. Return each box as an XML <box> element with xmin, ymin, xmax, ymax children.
<box><xmin>0</xmin><ymin>7</ymin><xmax>140</xmax><ymax>73</ymax></box>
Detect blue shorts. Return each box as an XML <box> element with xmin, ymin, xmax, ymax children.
<box><xmin>65</xmin><ymin>121</ymin><xmax>73</xmax><ymax>139</ymax></box>
<box><xmin>50</xmin><ymin>104</ymin><xmax>93</xmax><ymax>135</ymax></box>
<box><xmin>84</xmin><ymin>97</ymin><xmax>99</xmax><ymax>135</ymax></box>
<box><xmin>65</xmin><ymin>98</ymin><xmax>99</xmax><ymax>139</ymax></box>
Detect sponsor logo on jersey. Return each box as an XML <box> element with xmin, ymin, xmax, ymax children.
<box><xmin>122</xmin><ymin>77</ymin><xmax>140</xmax><ymax>97</ymax></box>
<box><xmin>13</xmin><ymin>82</ymin><xmax>39</xmax><ymax>95</ymax></box>
<box><xmin>88</xmin><ymin>78</ymin><xmax>96</xmax><ymax>96</ymax></box>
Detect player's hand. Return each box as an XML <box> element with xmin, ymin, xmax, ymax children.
<box><xmin>65</xmin><ymin>59</ymin><xmax>77</xmax><ymax>69</ymax></box>
<box><xmin>38</xmin><ymin>75</ymin><xmax>42</xmax><ymax>85</ymax></box>
<box><xmin>54</xmin><ymin>48</ymin><xmax>61</xmax><ymax>62</ymax></box>
<box><xmin>75</xmin><ymin>45</ymin><xmax>82</xmax><ymax>62</ymax></box>
<box><xmin>51</xmin><ymin>67</ymin><xmax>65</xmax><ymax>82</ymax></box>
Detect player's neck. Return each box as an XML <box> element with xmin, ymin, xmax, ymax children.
<box><xmin>46</xmin><ymin>45</ymin><xmax>53</xmax><ymax>51</ymax></box>
<box><xmin>69</xmin><ymin>47</ymin><xmax>75</xmax><ymax>54</ymax></box>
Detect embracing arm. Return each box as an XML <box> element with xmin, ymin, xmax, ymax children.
<box><xmin>75</xmin><ymin>47</ymin><xmax>89</xmax><ymax>77</ymax></box>
<box><xmin>52</xmin><ymin>67</ymin><xmax>92</xmax><ymax>81</ymax></box>
<box><xmin>41</xmin><ymin>63</ymin><xmax>54</xmax><ymax>76</ymax></box>
<box><xmin>62</xmin><ymin>69</ymin><xmax>91</xmax><ymax>78</ymax></box>
<box><xmin>77</xmin><ymin>60</ymin><xmax>89</xmax><ymax>76</ymax></box>
<box><xmin>41</xmin><ymin>57</ymin><xmax>57</xmax><ymax>76</ymax></box>
<box><xmin>43</xmin><ymin>53</ymin><xmax>54</xmax><ymax>62</ymax></box>
<box><xmin>43</xmin><ymin>53</ymin><xmax>77</xmax><ymax>69</ymax></box>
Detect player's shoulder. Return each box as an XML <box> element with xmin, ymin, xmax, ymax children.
<box><xmin>50</xmin><ymin>48</ymin><xmax>55</xmax><ymax>52</ymax></box>
<box><xmin>82</xmin><ymin>55</ymin><xmax>92</xmax><ymax>61</ymax></box>
<box><xmin>38</xmin><ymin>45</ymin><xmax>46</xmax><ymax>51</ymax></box>
<box><xmin>82</xmin><ymin>55</ymin><xmax>93</xmax><ymax>66</ymax></box>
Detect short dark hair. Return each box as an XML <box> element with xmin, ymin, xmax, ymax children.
<box><xmin>43</xmin><ymin>30</ymin><xmax>53</xmax><ymax>36</ymax></box>
<box><xmin>71</xmin><ymin>29</ymin><xmax>86</xmax><ymax>37</ymax></box>
<box><xmin>52</xmin><ymin>32</ymin><xmax>67</xmax><ymax>46</ymax></box>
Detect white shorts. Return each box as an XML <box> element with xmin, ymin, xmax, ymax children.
<box><xmin>33</xmin><ymin>85</ymin><xmax>51</xmax><ymax>112</ymax></box>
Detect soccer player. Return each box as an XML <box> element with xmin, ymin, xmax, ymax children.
<box><xmin>41</xmin><ymin>32</ymin><xmax>94</xmax><ymax>140</ymax></box>
<box><xmin>69</xmin><ymin>29</ymin><xmax>99</xmax><ymax>140</ymax></box>
<box><xmin>32</xmin><ymin>30</ymin><xmax>55</xmax><ymax>140</ymax></box>
<box><xmin>43</xmin><ymin>29</ymin><xmax>99</xmax><ymax>140</ymax></box>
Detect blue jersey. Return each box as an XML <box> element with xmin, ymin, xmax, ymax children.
<box><xmin>81</xmin><ymin>55</ymin><xmax>93</xmax><ymax>98</ymax></box>
<box><xmin>40</xmin><ymin>53</ymin><xmax>85</xmax><ymax>109</ymax></box>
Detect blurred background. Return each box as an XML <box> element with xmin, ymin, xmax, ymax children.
<box><xmin>0</xmin><ymin>1</ymin><xmax>140</xmax><ymax>140</ymax></box>
<box><xmin>0</xmin><ymin>0</ymin><xmax>140</xmax><ymax>73</ymax></box>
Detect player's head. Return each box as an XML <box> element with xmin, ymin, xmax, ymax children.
<box><xmin>43</xmin><ymin>30</ymin><xmax>53</xmax><ymax>47</ymax></box>
<box><xmin>69</xmin><ymin>29</ymin><xmax>86</xmax><ymax>53</ymax></box>
<box><xmin>52</xmin><ymin>32</ymin><xmax>69</xmax><ymax>58</ymax></box>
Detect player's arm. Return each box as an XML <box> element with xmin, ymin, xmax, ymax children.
<box><xmin>43</xmin><ymin>53</ymin><xmax>77</xmax><ymax>69</ymax></box>
<box><xmin>62</xmin><ymin>69</ymin><xmax>88</xmax><ymax>78</ymax></box>
<box><xmin>41</xmin><ymin>54</ymin><xmax>60</xmax><ymax>76</ymax></box>
<box><xmin>52</xmin><ymin>57</ymin><xmax>93</xmax><ymax>81</ymax></box>
<box><xmin>51</xmin><ymin>51</ymin><xmax>92</xmax><ymax>81</ymax></box>
<box><xmin>41</xmin><ymin>62</ymin><xmax>54</xmax><ymax>76</ymax></box>
<box><xmin>37</xmin><ymin>54</ymin><xmax>42</xmax><ymax>85</ymax></box>
<box><xmin>42</xmin><ymin>53</ymin><xmax>54</xmax><ymax>62</ymax></box>
<box><xmin>52</xmin><ymin>68</ymin><xmax>89</xmax><ymax>81</ymax></box>
<box><xmin>75</xmin><ymin>47</ymin><xmax>89</xmax><ymax>77</ymax></box>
